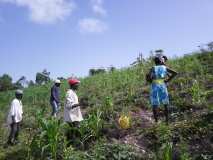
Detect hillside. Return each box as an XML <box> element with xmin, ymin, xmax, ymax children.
<box><xmin>0</xmin><ymin>52</ymin><xmax>212</xmax><ymax>160</ymax></box>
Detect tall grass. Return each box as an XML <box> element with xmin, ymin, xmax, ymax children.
<box><xmin>29</xmin><ymin>110</ymin><xmax>63</xmax><ymax>160</ymax></box>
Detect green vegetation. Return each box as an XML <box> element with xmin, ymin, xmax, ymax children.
<box><xmin>0</xmin><ymin>74</ymin><xmax>14</xmax><ymax>91</ymax></box>
<box><xmin>0</xmin><ymin>51</ymin><xmax>212</xmax><ymax>160</ymax></box>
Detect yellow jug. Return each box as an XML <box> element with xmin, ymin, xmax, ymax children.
<box><xmin>118</xmin><ymin>115</ymin><xmax>131</xmax><ymax>129</ymax></box>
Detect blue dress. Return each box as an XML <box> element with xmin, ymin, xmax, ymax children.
<box><xmin>150</xmin><ymin>65</ymin><xmax>169</xmax><ymax>107</ymax></box>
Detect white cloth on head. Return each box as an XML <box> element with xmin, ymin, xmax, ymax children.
<box><xmin>7</xmin><ymin>98</ymin><xmax>23</xmax><ymax>125</ymax></box>
<box><xmin>64</xmin><ymin>89</ymin><xmax>83</xmax><ymax>122</ymax></box>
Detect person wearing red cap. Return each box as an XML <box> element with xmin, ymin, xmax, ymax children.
<box><xmin>64</xmin><ymin>78</ymin><xmax>83</xmax><ymax>127</ymax></box>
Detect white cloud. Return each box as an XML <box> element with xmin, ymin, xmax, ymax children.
<box><xmin>90</xmin><ymin>0</ymin><xmax>106</xmax><ymax>16</ymax></box>
<box><xmin>0</xmin><ymin>0</ymin><xmax>75</xmax><ymax>24</ymax></box>
<box><xmin>78</xmin><ymin>18</ymin><xmax>108</xmax><ymax>33</ymax></box>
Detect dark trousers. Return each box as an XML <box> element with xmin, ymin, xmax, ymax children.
<box><xmin>8</xmin><ymin>122</ymin><xmax>20</xmax><ymax>144</ymax></box>
<box><xmin>66</xmin><ymin>122</ymin><xmax>80</xmax><ymax>145</ymax></box>
<box><xmin>152</xmin><ymin>105</ymin><xmax>169</xmax><ymax>123</ymax></box>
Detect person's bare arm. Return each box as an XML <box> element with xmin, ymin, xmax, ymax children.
<box><xmin>165</xmin><ymin>67</ymin><xmax>178</xmax><ymax>83</ymax></box>
<box><xmin>146</xmin><ymin>67</ymin><xmax>154</xmax><ymax>83</ymax></box>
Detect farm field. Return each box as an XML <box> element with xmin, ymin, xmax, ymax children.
<box><xmin>0</xmin><ymin>51</ymin><xmax>213</xmax><ymax>160</ymax></box>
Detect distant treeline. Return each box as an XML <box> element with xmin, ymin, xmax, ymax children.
<box><xmin>89</xmin><ymin>66</ymin><xmax>116</xmax><ymax>76</ymax></box>
<box><xmin>0</xmin><ymin>69</ymin><xmax>51</xmax><ymax>92</ymax></box>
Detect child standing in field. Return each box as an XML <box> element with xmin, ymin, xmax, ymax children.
<box><xmin>146</xmin><ymin>54</ymin><xmax>177</xmax><ymax>124</ymax></box>
<box><xmin>6</xmin><ymin>90</ymin><xmax>24</xmax><ymax>146</ymax></box>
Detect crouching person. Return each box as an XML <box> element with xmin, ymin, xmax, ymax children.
<box><xmin>64</xmin><ymin>79</ymin><xmax>83</xmax><ymax>142</ymax></box>
<box><xmin>7</xmin><ymin>90</ymin><xmax>24</xmax><ymax>146</ymax></box>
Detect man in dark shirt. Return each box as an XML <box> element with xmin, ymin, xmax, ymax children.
<box><xmin>50</xmin><ymin>79</ymin><xmax>61</xmax><ymax>117</ymax></box>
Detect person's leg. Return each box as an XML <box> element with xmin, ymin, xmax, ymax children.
<box><xmin>164</xmin><ymin>105</ymin><xmax>169</xmax><ymax>124</ymax></box>
<box><xmin>50</xmin><ymin>101</ymin><xmax>57</xmax><ymax>117</ymax></box>
<box><xmin>160</xmin><ymin>84</ymin><xmax>170</xmax><ymax>124</ymax></box>
<box><xmin>7</xmin><ymin>123</ymin><xmax>17</xmax><ymax>145</ymax></box>
<box><xmin>7</xmin><ymin>124</ymin><xmax>14</xmax><ymax>144</ymax></box>
<box><xmin>151</xmin><ymin>84</ymin><xmax>160</xmax><ymax>123</ymax></box>
<box><xmin>14</xmin><ymin>122</ymin><xmax>20</xmax><ymax>142</ymax></box>
<box><xmin>53</xmin><ymin>101</ymin><xmax>61</xmax><ymax>116</ymax></box>
<box><xmin>71</xmin><ymin>122</ymin><xmax>80</xmax><ymax>139</ymax></box>
<box><xmin>66</xmin><ymin>122</ymin><xmax>80</xmax><ymax>146</ymax></box>
<box><xmin>73</xmin><ymin>121</ymin><xmax>80</xmax><ymax>128</ymax></box>
<box><xmin>152</xmin><ymin>106</ymin><xmax>159</xmax><ymax>123</ymax></box>
<box><xmin>66</xmin><ymin>122</ymin><xmax>72</xmax><ymax>140</ymax></box>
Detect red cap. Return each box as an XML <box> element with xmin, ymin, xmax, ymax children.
<box><xmin>68</xmin><ymin>78</ymin><xmax>80</xmax><ymax>86</ymax></box>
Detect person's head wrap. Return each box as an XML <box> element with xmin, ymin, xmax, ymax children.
<box><xmin>68</xmin><ymin>79</ymin><xmax>80</xmax><ymax>86</ymax></box>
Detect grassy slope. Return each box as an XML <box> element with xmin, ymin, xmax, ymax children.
<box><xmin>0</xmin><ymin>52</ymin><xmax>212</xmax><ymax>160</ymax></box>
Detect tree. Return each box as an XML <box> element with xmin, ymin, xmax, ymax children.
<box><xmin>15</xmin><ymin>76</ymin><xmax>29</xmax><ymax>88</ymax></box>
<box><xmin>108</xmin><ymin>66</ymin><xmax>116</xmax><ymax>72</ymax></box>
<box><xmin>198</xmin><ymin>44</ymin><xmax>207</xmax><ymax>53</ymax></box>
<box><xmin>0</xmin><ymin>74</ymin><xmax>14</xmax><ymax>91</ymax></box>
<box><xmin>89</xmin><ymin>69</ymin><xmax>96</xmax><ymax>76</ymax></box>
<box><xmin>28</xmin><ymin>80</ymin><xmax>35</xmax><ymax>87</ymax></box>
<box><xmin>36</xmin><ymin>69</ymin><xmax>50</xmax><ymax>85</ymax></box>
<box><xmin>207</xmin><ymin>42</ymin><xmax>213</xmax><ymax>51</ymax></box>
<box><xmin>89</xmin><ymin>68</ymin><xmax>106</xmax><ymax>76</ymax></box>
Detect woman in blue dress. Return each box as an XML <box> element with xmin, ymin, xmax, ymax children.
<box><xmin>146</xmin><ymin>54</ymin><xmax>177</xmax><ymax>124</ymax></box>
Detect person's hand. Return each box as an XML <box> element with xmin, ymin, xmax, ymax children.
<box><xmin>58</xmin><ymin>103</ymin><xmax>61</xmax><ymax>110</ymax></box>
<box><xmin>164</xmin><ymin>80</ymin><xmax>169</xmax><ymax>85</ymax></box>
<box><xmin>71</xmin><ymin>105</ymin><xmax>78</xmax><ymax>109</ymax></box>
<box><xmin>71</xmin><ymin>103</ymin><xmax>80</xmax><ymax>109</ymax></box>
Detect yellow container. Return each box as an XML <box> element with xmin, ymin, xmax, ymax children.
<box><xmin>118</xmin><ymin>115</ymin><xmax>131</xmax><ymax>129</ymax></box>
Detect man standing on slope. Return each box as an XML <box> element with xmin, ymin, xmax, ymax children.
<box><xmin>50</xmin><ymin>79</ymin><xmax>61</xmax><ymax>117</ymax></box>
<box><xmin>7</xmin><ymin>90</ymin><xmax>24</xmax><ymax>146</ymax></box>
<box><xmin>64</xmin><ymin>78</ymin><xmax>83</xmax><ymax>127</ymax></box>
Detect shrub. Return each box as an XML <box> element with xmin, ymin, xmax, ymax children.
<box><xmin>89</xmin><ymin>142</ymin><xmax>143</xmax><ymax>160</ymax></box>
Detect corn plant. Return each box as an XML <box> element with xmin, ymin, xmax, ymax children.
<box><xmin>66</xmin><ymin>109</ymin><xmax>104</xmax><ymax>149</ymax></box>
<box><xmin>101</xmin><ymin>96</ymin><xmax>114</xmax><ymax>120</ymax></box>
<box><xmin>87</xmin><ymin>109</ymin><xmax>103</xmax><ymax>138</ymax></box>
<box><xmin>162</xmin><ymin>142</ymin><xmax>173</xmax><ymax>160</ymax></box>
<box><xmin>41</xmin><ymin>118</ymin><xmax>61</xmax><ymax>160</ymax></box>
<box><xmin>189</xmin><ymin>80</ymin><xmax>205</xmax><ymax>104</ymax></box>
<box><xmin>30</xmin><ymin>110</ymin><xmax>62</xmax><ymax>160</ymax></box>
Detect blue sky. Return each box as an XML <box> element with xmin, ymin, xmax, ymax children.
<box><xmin>0</xmin><ymin>0</ymin><xmax>213</xmax><ymax>81</ymax></box>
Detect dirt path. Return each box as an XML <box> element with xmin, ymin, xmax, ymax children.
<box><xmin>120</xmin><ymin>108</ymin><xmax>154</xmax><ymax>153</ymax></box>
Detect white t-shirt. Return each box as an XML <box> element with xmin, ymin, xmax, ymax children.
<box><xmin>64</xmin><ymin>89</ymin><xmax>83</xmax><ymax>122</ymax></box>
<box><xmin>7</xmin><ymin>98</ymin><xmax>23</xmax><ymax>124</ymax></box>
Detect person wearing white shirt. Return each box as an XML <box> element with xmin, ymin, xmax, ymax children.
<box><xmin>64</xmin><ymin>79</ymin><xmax>83</xmax><ymax>144</ymax></box>
<box><xmin>64</xmin><ymin>79</ymin><xmax>83</xmax><ymax>126</ymax></box>
<box><xmin>7</xmin><ymin>89</ymin><xmax>23</xmax><ymax>145</ymax></box>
